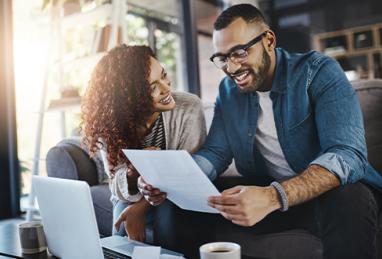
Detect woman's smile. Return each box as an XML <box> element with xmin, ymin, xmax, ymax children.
<box><xmin>159</xmin><ymin>93</ymin><xmax>173</xmax><ymax>104</ymax></box>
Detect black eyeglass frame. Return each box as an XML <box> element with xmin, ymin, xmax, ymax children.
<box><xmin>209</xmin><ymin>31</ymin><xmax>268</xmax><ymax>68</ymax></box>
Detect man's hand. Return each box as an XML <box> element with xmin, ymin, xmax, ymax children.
<box><xmin>208</xmin><ymin>185</ymin><xmax>280</xmax><ymax>226</ymax></box>
<box><xmin>138</xmin><ymin>176</ymin><xmax>167</xmax><ymax>206</ymax></box>
<box><xmin>114</xmin><ymin>199</ymin><xmax>150</xmax><ymax>242</ymax></box>
<box><xmin>208</xmin><ymin>165</ymin><xmax>340</xmax><ymax>227</ymax></box>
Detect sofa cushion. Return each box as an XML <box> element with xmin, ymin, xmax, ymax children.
<box><xmin>46</xmin><ymin>141</ymin><xmax>98</xmax><ymax>186</ymax></box>
<box><xmin>352</xmin><ymin>80</ymin><xmax>382</xmax><ymax>174</ymax></box>
<box><xmin>90</xmin><ymin>184</ymin><xmax>113</xmax><ymax>237</ymax></box>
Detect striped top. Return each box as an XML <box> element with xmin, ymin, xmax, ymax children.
<box><xmin>142</xmin><ymin>113</ymin><xmax>166</xmax><ymax>150</ymax></box>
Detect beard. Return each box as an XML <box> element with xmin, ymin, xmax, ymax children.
<box><xmin>230</xmin><ymin>46</ymin><xmax>271</xmax><ymax>93</ymax></box>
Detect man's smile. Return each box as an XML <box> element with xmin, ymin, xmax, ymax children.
<box><xmin>230</xmin><ymin>69</ymin><xmax>252</xmax><ymax>88</ymax></box>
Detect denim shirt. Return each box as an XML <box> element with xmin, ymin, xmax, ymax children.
<box><xmin>196</xmin><ymin>47</ymin><xmax>382</xmax><ymax>191</ymax></box>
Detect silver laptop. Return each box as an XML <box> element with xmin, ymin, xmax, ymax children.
<box><xmin>32</xmin><ymin>176</ymin><xmax>183</xmax><ymax>259</ymax></box>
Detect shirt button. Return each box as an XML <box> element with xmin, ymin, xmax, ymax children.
<box><xmin>248</xmin><ymin>133</ymin><xmax>252</xmax><ymax>137</ymax></box>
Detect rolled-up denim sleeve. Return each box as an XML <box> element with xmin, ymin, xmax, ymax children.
<box><xmin>192</xmin><ymin>154</ymin><xmax>217</xmax><ymax>181</ymax></box>
<box><xmin>309</xmin><ymin>58</ymin><xmax>367</xmax><ymax>184</ymax></box>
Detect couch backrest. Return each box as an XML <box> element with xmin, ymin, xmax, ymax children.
<box><xmin>352</xmin><ymin>79</ymin><xmax>382</xmax><ymax>173</ymax></box>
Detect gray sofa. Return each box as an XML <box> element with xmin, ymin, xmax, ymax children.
<box><xmin>46</xmin><ymin>79</ymin><xmax>382</xmax><ymax>259</ymax></box>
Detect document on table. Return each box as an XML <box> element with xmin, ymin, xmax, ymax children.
<box><xmin>132</xmin><ymin>246</ymin><xmax>160</xmax><ymax>259</ymax></box>
<box><xmin>122</xmin><ymin>149</ymin><xmax>220</xmax><ymax>213</ymax></box>
<box><xmin>132</xmin><ymin>246</ymin><xmax>185</xmax><ymax>259</ymax></box>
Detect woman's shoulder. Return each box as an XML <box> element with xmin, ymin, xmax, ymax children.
<box><xmin>172</xmin><ymin>91</ymin><xmax>202</xmax><ymax>108</ymax></box>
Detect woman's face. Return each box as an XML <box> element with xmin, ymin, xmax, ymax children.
<box><xmin>148</xmin><ymin>57</ymin><xmax>176</xmax><ymax>112</ymax></box>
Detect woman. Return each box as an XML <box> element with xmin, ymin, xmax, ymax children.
<box><xmin>81</xmin><ymin>45</ymin><xmax>206</xmax><ymax>242</ymax></box>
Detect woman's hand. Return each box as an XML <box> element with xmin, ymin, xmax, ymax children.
<box><xmin>126</xmin><ymin>162</ymin><xmax>141</xmax><ymax>195</ymax></box>
<box><xmin>143</xmin><ymin>146</ymin><xmax>160</xmax><ymax>151</ymax></box>
<box><xmin>138</xmin><ymin>176</ymin><xmax>167</xmax><ymax>206</ymax></box>
<box><xmin>126</xmin><ymin>146</ymin><xmax>159</xmax><ymax>194</ymax></box>
<box><xmin>126</xmin><ymin>145</ymin><xmax>159</xmax><ymax>180</ymax></box>
<box><xmin>126</xmin><ymin>163</ymin><xmax>139</xmax><ymax>179</ymax></box>
<box><xmin>114</xmin><ymin>198</ymin><xmax>150</xmax><ymax>242</ymax></box>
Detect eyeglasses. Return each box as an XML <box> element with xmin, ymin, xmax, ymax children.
<box><xmin>209</xmin><ymin>31</ymin><xmax>268</xmax><ymax>69</ymax></box>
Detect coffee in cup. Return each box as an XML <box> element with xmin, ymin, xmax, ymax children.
<box><xmin>199</xmin><ymin>242</ymin><xmax>241</xmax><ymax>259</ymax></box>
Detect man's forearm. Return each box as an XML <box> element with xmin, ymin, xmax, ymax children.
<box><xmin>282</xmin><ymin>164</ymin><xmax>340</xmax><ymax>207</ymax></box>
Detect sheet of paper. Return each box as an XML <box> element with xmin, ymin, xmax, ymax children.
<box><xmin>160</xmin><ymin>254</ymin><xmax>186</xmax><ymax>259</ymax></box>
<box><xmin>132</xmin><ymin>246</ymin><xmax>161</xmax><ymax>259</ymax></box>
<box><xmin>123</xmin><ymin>150</ymin><xmax>220</xmax><ymax>213</ymax></box>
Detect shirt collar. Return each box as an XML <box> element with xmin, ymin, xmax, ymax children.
<box><xmin>270</xmin><ymin>48</ymin><xmax>287</xmax><ymax>94</ymax></box>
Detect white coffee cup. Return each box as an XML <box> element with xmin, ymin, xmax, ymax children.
<box><xmin>199</xmin><ymin>242</ymin><xmax>241</xmax><ymax>259</ymax></box>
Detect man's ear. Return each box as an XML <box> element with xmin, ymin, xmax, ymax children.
<box><xmin>265</xmin><ymin>30</ymin><xmax>276</xmax><ymax>50</ymax></box>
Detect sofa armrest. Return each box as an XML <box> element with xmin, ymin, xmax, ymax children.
<box><xmin>46</xmin><ymin>141</ymin><xmax>98</xmax><ymax>186</ymax></box>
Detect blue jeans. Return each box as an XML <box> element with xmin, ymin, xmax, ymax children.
<box><xmin>112</xmin><ymin>199</ymin><xmax>129</xmax><ymax>236</ymax></box>
<box><xmin>112</xmin><ymin>199</ymin><xmax>154</xmax><ymax>243</ymax></box>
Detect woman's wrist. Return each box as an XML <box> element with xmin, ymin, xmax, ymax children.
<box><xmin>139</xmin><ymin>198</ymin><xmax>151</xmax><ymax>211</ymax></box>
<box><xmin>132</xmin><ymin>198</ymin><xmax>151</xmax><ymax>212</ymax></box>
<box><xmin>126</xmin><ymin>164</ymin><xmax>140</xmax><ymax>195</ymax></box>
<box><xmin>125</xmin><ymin>192</ymin><xmax>143</xmax><ymax>203</ymax></box>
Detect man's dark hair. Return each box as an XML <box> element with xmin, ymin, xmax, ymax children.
<box><xmin>214</xmin><ymin>4</ymin><xmax>267</xmax><ymax>30</ymax></box>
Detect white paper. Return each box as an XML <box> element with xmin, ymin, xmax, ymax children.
<box><xmin>123</xmin><ymin>150</ymin><xmax>220</xmax><ymax>213</ymax></box>
<box><xmin>132</xmin><ymin>246</ymin><xmax>161</xmax><ymax>259</ymax></box>
<box><xmin>160</xmin><ymin>254</ymin><xmax>186</xmax><ymax>259</ymax></box>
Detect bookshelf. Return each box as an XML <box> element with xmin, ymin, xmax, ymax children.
<box><xmin>313</xmin><ymin>23</ymin><xmax>382</xmax><ymax>80</ymax></box>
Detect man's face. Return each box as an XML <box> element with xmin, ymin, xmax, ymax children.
<box><xmin>212</xmin><ymin>18</ymin><xmax>271</xmax><ymax>93</ymax></box>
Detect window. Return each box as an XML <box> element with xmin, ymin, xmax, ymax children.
<box><xmin>195</xmin><ymin>0</ymin><xmax>225</xmax><ymax>103</ymax></box>
<box><xmin>13</xmin><ymin>0</ymin><xmax>194</xmax><ymax>212</ymax></box>
<box><xmin>155</xmin><ymin>29</ymin><xmax>183</xmax><ymax>91</ymax></box>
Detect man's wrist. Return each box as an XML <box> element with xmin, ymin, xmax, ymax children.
<box><xmin>266</xmin><ymin>185</ymin><xmax>282</xmax><ymax>211</ymax></box>
<box><xmin>270</xmin><ymin>181</ymin><xmax>289</xmax><ymax>212</ymax></box>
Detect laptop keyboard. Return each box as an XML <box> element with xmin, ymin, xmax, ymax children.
<box><xmin>102</xmin><ymin>247</ymin><xmax>131</xmax><ymax>259</ymax></box>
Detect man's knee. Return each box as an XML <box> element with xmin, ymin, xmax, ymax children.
<box><xmin>318</xmin><ymin>182</ymin><xmax>379</xmax><ymax>218</ymax></box>
<box><xmin>316</xmin><ymin>182</ymin><xmax>380</xmax><ymax>259</ymax></box>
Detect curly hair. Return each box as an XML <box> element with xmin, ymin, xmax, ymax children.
<box><xmin>81</xmin><ymin>45</ymin><xmax>156</xmax><ymax>174</ymax></box>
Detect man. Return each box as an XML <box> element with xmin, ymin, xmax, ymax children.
<box><xmin>139</xmin><ymin>4</ymin><xmax>382</xmax><ymax>259</ymax></box>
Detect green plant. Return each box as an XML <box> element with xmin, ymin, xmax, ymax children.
<box><xmin>19</xmin><ymin>160</ymin><xmax>31</xmax><ymax>193</ymax></box>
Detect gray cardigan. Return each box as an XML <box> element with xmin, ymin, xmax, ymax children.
<box><xmin>101</xmin><ymin>92</ymin><xmax>207</xmax><ymax>202</ymax></box>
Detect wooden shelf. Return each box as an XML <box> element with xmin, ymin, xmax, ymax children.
<box><xmin>57</xmin><ymin>52</ymin><xmax>106</xmax><ymax>71</ymax></box>
<box><xmin>47</xmin><ymin>96</ymin><xmax>81</xmax><ymax>112</ymax></box>
<box><xmin>61</xmin><ymin>4</ymin><xmax>112</xmax><ymax>29</ymax></box>
<box><xmin>313</xmin><ymin>23</ymin><xmax>382</xmax><ymax>80</ymax></box>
